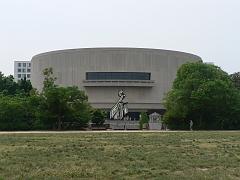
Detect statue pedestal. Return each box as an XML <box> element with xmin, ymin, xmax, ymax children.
<box><xmin>106</xmin><ymin>119</ymin><xmax>140</xmax><ymax>130</ymax></box>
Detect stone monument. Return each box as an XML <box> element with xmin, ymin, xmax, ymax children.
<box><xmin>149</xmin><ymin>112</ymin><xmax>162</xmax><ymax>130</ymax></box>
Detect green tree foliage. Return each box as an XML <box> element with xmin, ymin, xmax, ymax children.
<box><xmin>0</xmin><ymin>72</ymin><xmax>19</xmax><ymax>95</ymax></box>
<box><xmin>0</xmin><ymin>94</ymin><xmax>37</xmax><ymax>130</ymax></box>
<box><xmin>91</xmin><ymin>109</ymin><xmax>106</xmax><ymax>126</ymax></box>
<box><xmin>0</xmin><ymin>68</ymin><xmax>93</xmax><ymax>131</ymax></box>
<box><xmin>139</xmin><ymin>112</ymin><xmax>149</xmax><ymax>129</ymax></box>
<box><xmin>0</xmin><ymin>72</ymin><xmax>32</xmax><ymax>96</ymax></box>
<box><xmin>18</xmin><ymin>78</ymin><xmax>33</xmax><ymax>95</ymax></box>
<box><xmin>230</xmin><ymin>72</ymin><xmax>240</xmax><ymax>90</ymax></box>
<box><xmin>0</xmin><ymin>73</ymin><xmax>35</xmax><ymax>130</ymax></box>
<box><xmin>164</xmin><ymin>62</ymin><xmax>240</xmax><ymax>130</ymax></box>
<box><xmin>40</xmin><ymin>68</ymin><xmax>92</xmax><ymax>130</ymax></box>
<box><xmin>42</xmin><ymin>67</ymin><xmax>57</xmax><ymax>90</ymax></box>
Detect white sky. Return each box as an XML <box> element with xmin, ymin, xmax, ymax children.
<box><xmin>0</xmin><ymin>0</ymin><xmax>239</xmax><ymax>75</ymax></box>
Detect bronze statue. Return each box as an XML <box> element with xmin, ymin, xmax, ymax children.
<box><xmin>110</xmin><ymin>90</ymin><xmax>128</xmax><ymax>120</ymax></box>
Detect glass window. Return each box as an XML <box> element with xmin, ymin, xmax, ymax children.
<box><xmin>18</xmin><ymin>69</ymin><xmax>21</xmax><ymax>72</ymax></box>
<box><xmin>27</xmin><ymin>74</ymin><xmax>30</xmax><ymax>78</ymax></box>
<box><xmin>27</xmin><ymin>69</ymin><xmax>31</xmax><ymax>72</ymax></box>
<box><xmin>86</xmin><ymin>72</ymin><xmax>151</xmax><ymax>80</ymax></box>
<box><xmin>23</xmin><ymin>63</ymin><xmax>26</xmax><ymax>67</ymax></box>
<box><xmin>18</xmin><ymin>63</ymin><xmax>21</xmax><ymax>67</ymax></box>
<box><xmin>23</xmin><ymin>74</ymin><xmax>26</xmax><ymax>78</ymax></box>
<box><xmin>22</xmin><ymin>69</ymin><xmax>26</xmax><ymax>73</ymax></box>
<box><xmin>18</xmin><ymin>74</ymin><xmax>21</xmax><ymax>78</ymax></box>
<box><xmin>28</xmin><ymin>63</ymin><xmax>31</xmax><ymax>67</ymax></box>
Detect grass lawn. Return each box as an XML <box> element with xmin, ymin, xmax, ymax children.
<box><xmin>0</xmin><ymin>131</ymin><xmax>240</xmax><ymax>179</ymax></box>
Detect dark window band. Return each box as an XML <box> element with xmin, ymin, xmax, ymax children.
<box><xmin>86</xmin><ymin>72</ymin><xmax>151</xmax><ymax>80</ymax></box>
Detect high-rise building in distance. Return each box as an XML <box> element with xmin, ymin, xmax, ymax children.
<box><xmin>14</xmin><ymin>61</ymin><xmax>31</xmax><ymax>82</ymax></box>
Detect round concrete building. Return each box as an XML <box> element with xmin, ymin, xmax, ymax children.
<box><xmin>31</xmin><ymin>48</ymin><xmax>201</xmax><ymax>119</ymax></box>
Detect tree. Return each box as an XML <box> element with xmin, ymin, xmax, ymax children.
<box><xmin>0</xmin><ymin>68</ymin><xmax>91</xmax><ymax>131</ymax></box>
<box><xmin>42</xmin><ymin>67</ymin><xmax>57</xmax><ymax>91</ymax></box>
<box><xmin>0</xmin><ymin>72</ymin><xmax>19</xmax><ymax>95</ymax></box>
<box><xmin>139</xmin><ymin>112</ymin><xmax>149</xmax><ymax>129</ymax></box>
<box><xmin>0</xmin><ymin>94</ymin><xmax>37</xmax><ymax>130</ymax></box>
<box><xmin>164</xmin><ymin>62</ymin><xmax>240</xmax><ymax>130</ymax></box>
<box><xmin>230</xmin><ymin>72</ymin><xmax>240</xmax><ymax>90</ymax></box>
<box><xmin>18</xmin><ymin>78</ymin><xmax>33</xmax><ymax>95</ymax></box>
<box><xmin>0</xmin><ymin>72</ymin><xmax>36</xmax><ymax>130</ymax></box>
<box><xmin>40</xmin><ymin>68</ymin><xmax>92</xmax><ymax>130</ymax></box>
<box><xmin>0</xmin><ymin>72</ymin><xmax>33</xmax><ymax>96</ymax></box>
<box><xmin>91</xmin><ymin>109</ymin><xmax>106</xmax><ymax>126</ymax></box>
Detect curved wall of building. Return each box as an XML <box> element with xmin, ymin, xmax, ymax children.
<box><xmin>31</xmin><ymin>48</ymin><xmax>201</xmax><ymax>111</ymax></box>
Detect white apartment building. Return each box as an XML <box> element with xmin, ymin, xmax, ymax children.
<box><xmin>14</xmin><ymin>61</ymin><xmax>31</xmax><ymax>82</ymax></box>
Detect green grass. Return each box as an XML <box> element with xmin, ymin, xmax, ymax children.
<box><xmin>0</xmin><ymin>131</ymin><xmax>240</xmax><ymax>179</ymax></box>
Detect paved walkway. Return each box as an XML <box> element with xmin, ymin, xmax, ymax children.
<box><xmin>0</xmin><ymin>130</ymin><xmax>186</xmax><ymax>134</ymax></box>
<box><xmin>0</xmin><ymin>130</ymin><xmax>239</xmax><ymax>134</ymax></box>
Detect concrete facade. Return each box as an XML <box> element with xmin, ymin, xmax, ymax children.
<box><xmin>31</xmin><ymin>48</ymin><xmax>201</xmax><ymax>114</ymax></box>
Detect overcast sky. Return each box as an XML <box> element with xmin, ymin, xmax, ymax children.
<box><xmin>0</xmin><ymin>0</ymin><xmax>239</xmax><ymax>75</ymax></box>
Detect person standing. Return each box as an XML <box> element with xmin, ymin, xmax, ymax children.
<box><xmin>190</xmin><ymin>120</ymin><xmax>193</xmax><ymax>131</ymax></box>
